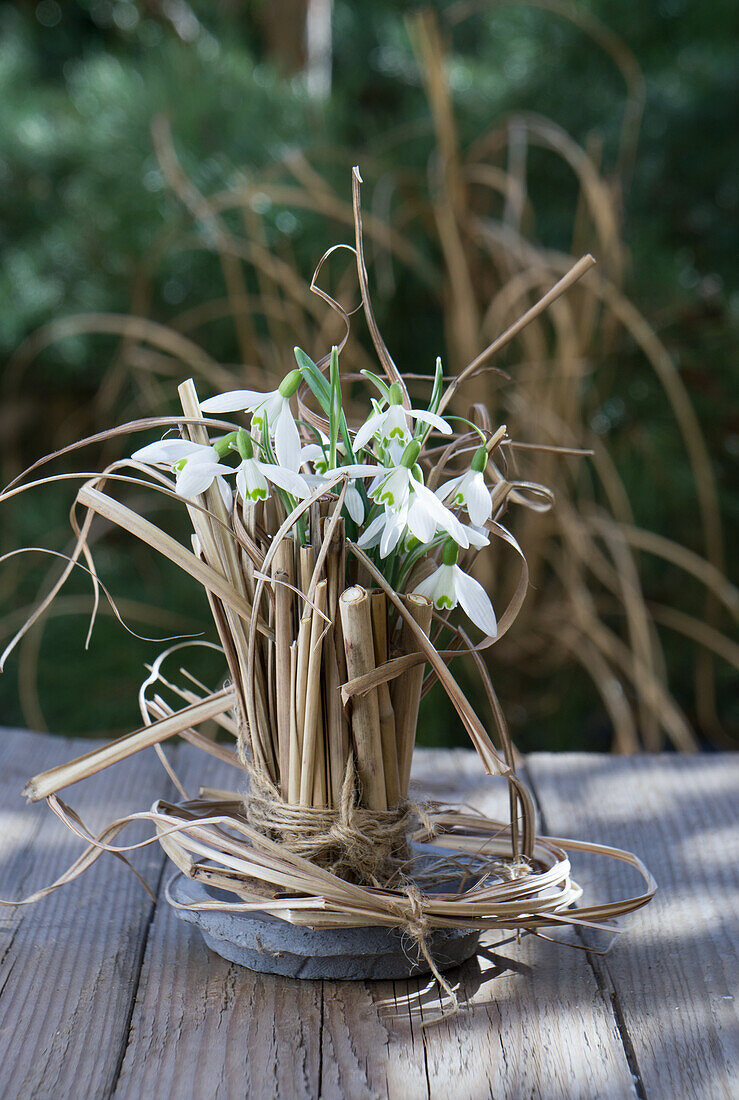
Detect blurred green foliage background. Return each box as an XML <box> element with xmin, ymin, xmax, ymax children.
<box><xmin>1</xmin><ymin>0</ymin><xmax>736</xmax><ymax>748</ymax></box>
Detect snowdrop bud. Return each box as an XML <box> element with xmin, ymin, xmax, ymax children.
<box><xmin>278</xmin><ymin>369</ymin><xmax>302</xmax><ymax>398</ymax></box>
<box><xmin>213</xmin><ymin>431</ymin><xmax>238</xmax><ymax>458</ymax></box>
<box><xmin>471</xmin><ymin>445</ymin><xmax>488</xmax><ymax>473</ymax></box>
<box><xmin>236</xmin><ymin>428</ymin><xmax>253</xmax><ymax>460</ymax></box>
<box><xmin>400</xmin><ymin>440</ymin><xmax>421</xmax><ymax>468</ymax></box>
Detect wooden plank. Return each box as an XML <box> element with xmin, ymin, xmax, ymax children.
<box><xmin>527</xmin><ymin>752</ymin><xmax>739</xmax><ymax>1100</ymax></box>
<box><xmin>0</xmin><ymin>726</ymin><xmax>176</xmax><ymax>1099</ymax></box>
<box><xmin>112</xmin><ymin>745</ymin><xmax>323</xmax><ymax>1100</ymax></box>
<box><xmin>319</xmin><ymin>749</ymin><xmax>638</xmax><ymax>1100</ymax></box>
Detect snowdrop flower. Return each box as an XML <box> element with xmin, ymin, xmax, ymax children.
<box><xmin>333</xmin><ymin>477</ymin><xmax>365</xmax><ymax>524</ymax></box>
<box><xmin>132</xmin><ymin>439</ymin><xmax>233</xmax><ymax>505</ymax></box>
<box><xmin>300</xmin><ymin>437</ymin><xmax>374</xmax><ymax>524</ymax></box>
<box><xmin>200</xmin><ymin>369</ymin><xmax>303</xmax><ymax>470</ymax></box>
<box><xmin>362</xmin><ymin>441</ymin><xmax>470</xmax><ymax>557</ymax></box>
<box><xmin>306</xmin><ymin>464</ymin><xmax>383</xmax><ymax>525</ymax></box>
<box><xmin>436</xmin><ymin>445</ymin><xmax>492</xmax><ymax>527</ymax></box>
<box><xmin>462</xmin><ymin>524</ymin><xmax>490</xmax><ymax>549</ymax></box>
<box><xmin>232</xmin><ymin>430</ymin><xmax>310</xmax><ymax>503</ymax></box>
<box><xmin>353</xmin><ymin>383</ymin><xmax>451</xmax><ymax>464</ymax></box>
<box><xmin>413</xmin><ymin>541</ymin><xmax>497</xmax><ymax>637</ymax></box>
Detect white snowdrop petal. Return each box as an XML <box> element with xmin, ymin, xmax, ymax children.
<box><xmin>274</xmin><ymin>406</ymin><xmax>302</xmax><ymax>471</ymax></box>
<box><xmin>466</xmin><ymin>471</ymin><xmax>493</xmax><ymax>526</ymax></box>
<box><xmin>436</xmin><ymin>565</ymin><xmax>458</xmax><ymax>609</ymax></box>
<box><xmin>357</xmin><ymin>512</ymin><xmax>386</xmax><ymax>549</ymax></box>
<box><xmin>200</xmin><ymin>389</ymin><xmax>266</xmax><ymax>413</ymax></box>
<box><xmin>300</xmin><ymin>443</ymin><xmax>325</xmax><ymax>465</ymax></box>
<box><xmin>237</xmin><ymin>460</ymin><xmax>269</xmax><ymax>502</ymax></box>
<box><xmin>382</xmin><ymin>405</ymin><xmax>411</xmax><ymax>442</ymax></box>
<box><xmin>454</xmin><ymin>567</ymin><xmax>497</xmax><ymax>637</ymax></box>
<box><xmin>406</xmin><ymin>497</ymin><xmax>436</xmax><ymax>544</ymax></box>
<box><xmin>340</xmin><ymin>464</ymin><xmax>385</xmax><ymax>478</ymax></box>
<box><xmin>353</xmin><ymin>411</ymin><xmax>386</xmax><ymax>452</ymax></box>
<box><xmin>412</xmin><ymin>569</ymin><xmax>441</xmax><ymax>601</ymax></box>
<box><xmin>176</xmin><ymin>463</ymin><xmax>218</xmax><ymax>498</ymax></box>
<box><xmin>414</xmin><ymin>484</ymin><xmax>470</xmax><ymax>548</ymax></box>
<box><xmin>132</xmin><ymin>439</ymin><xmax>205</xmax><ymax>463</ymax></box>
<box><xmin>259</xmin><ymin>462</ymin><xmax>310</xmax><ymax>499</ymax></box>
<box><xmin>411</xmin><ymin>409</ymin><xmax>452</xmax><ymax>434</ymax></box>
<box><xmin>464</xmin><ymin>524</ymin><xmax>490</xmax><ymax>549</ymax></box>
<box><xmin>379</xmin><ymin>510</ymin><xmax>406</xmax><ymax>558</ymax></box>
<box><xmin>345</xmin><ymin>485</ymin><xmax>365</xmax><ymax>524</ymax></box>
<box><xmin>435</xmin><ymin>474</ymin><xmax>463</xmax><ymax>503</ymax></box>
<box><xmin>372</xmin><ymin>467</ymin><xmax>411</xmax><ymax>511</ymax></box>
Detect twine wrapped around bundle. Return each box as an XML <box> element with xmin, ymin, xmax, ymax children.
<box><xmin>244</xmin><ymin>753</ymin><xmax>426</xmax><ymax>888</ymax></box>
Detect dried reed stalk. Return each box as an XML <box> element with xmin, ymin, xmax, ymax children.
<box><xmin>272</xmin><ymin>537</ymin><xmax>294</xmax><ymax>796</ymax></box>
<box><xmin>323</xmin><ymin>520</ymin><xmax>349</xmax><ymax>806</ymax></box>
<box><xmin>339</xmin><ymin>586</ymin><xmax>387</xmax><ymax>811</ymax></box>
<box><xmin>371</xmin><ymin>591</ymin><xmax>400</xmax><ymax>809</ymax></box>
<box><xmin>299</xmin><ymin>579</ymin><xmax>328</xmax><ymax>805</ymax></box>
<box><xmin>392</xmin><ymin>594</ymin><xmax>433</xmax><ymax>798</ymax></box>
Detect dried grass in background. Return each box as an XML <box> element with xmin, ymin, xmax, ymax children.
<box><xmin>2</xmin><ymin>5</ymin><xmax>736</xmax><ymax>750</ymax></box>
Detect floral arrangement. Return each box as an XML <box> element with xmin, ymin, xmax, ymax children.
<box><xmin>122</xmin><ymin>349</ymin><xmax>508</xmax><ymax>825</ymax></box>
<box><xmin>137</xmin><ymin>356</ymin><xmax>497</xmax><ymax>637</ymax></box>
<box><xmin>1</xmin><ymin>173</ymin><xmax>654</xmax><ymax>1005</ymax></box>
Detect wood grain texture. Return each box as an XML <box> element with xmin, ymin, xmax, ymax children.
<box><xmin>0</xmin><ymin>726</ymin><xmax>174</xmax><ymax>1099</ymax></box>
<box><xmin>112</xmin><ymin>745</ymin><xmax>323</xmax><ymax>1100</ymax></box>
<box><xmin>319</xmin><ymin>749</ymin><xmax>638</xmax><ymax>1100</ymax></box>
<box><xmin>1</xmin><ymin>731</ymin><xmax>736</xmax><ymax>1100</ymax></box>
<box><xmin>527</xmin><ymin>752</ymin><xmax>739</xmax><ymax>1100</ymax></box>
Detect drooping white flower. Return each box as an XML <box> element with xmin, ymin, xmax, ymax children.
<box><xmin>224</xmin><ymin>428</ymin><xmax>308</xmax><ymax>504</ymax></box>
<box><xmin>354</xmin><ymin>385</ymin><xmax>451</xmax><ymax>465</ymax></box>
<box><xmin>200</xmin><ymin>369</ymin><xmax>303</xmax><ymax>470</ymax></box>
<box><xmin>339</xmin><ymin>479</ymin><xmax>366</xmax><ymax>524</ymax></box>
<box><xmin>300</xmin><ymin>438</ymin><xmax>378</xmax><ymax>524</ymax></box>
<box><xmin>413</xmin><ymin>542</ymin><xmax>497</xmax><ymax>637</ymax></box>
<box><xmin>132</xmin><ymin>439</ymin><xmax>233</xmax><ymax>505</ymax></box>
<box><xmin>436</xmin><ymin>445</ymin><xmax>492</xmax><ymax>527</ymax></box>
<box><xmin>361</xmin><ymin>442</ymin><xmax>470</xmax><ymax>557</ymax></box>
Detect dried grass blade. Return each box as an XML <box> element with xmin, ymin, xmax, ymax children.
<box><xmin>23</xmin><ymin>689</ymin><xmax>235</xmax><ymax>802</ymax></box>
<box><xmin>76</xmin><ymin>485</ymin><xmax>270</xmax><ymax>636</ymax></box>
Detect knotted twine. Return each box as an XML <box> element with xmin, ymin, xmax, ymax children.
<box><xmin>242</xmin><ymin>753</ymin><xmax>461</xmax><ymax>1010</ymax></box>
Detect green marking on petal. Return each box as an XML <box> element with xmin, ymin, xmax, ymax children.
<box><xmin>436</xmin><ymin>596</ymin><xmax>454</xmax><ymax>609</ymax></box>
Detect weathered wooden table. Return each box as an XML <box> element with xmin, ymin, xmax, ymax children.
<box><xmin>0</xmin><ymin>727</ymin><xmax>736</xmax><ymax>1099</ymax></box>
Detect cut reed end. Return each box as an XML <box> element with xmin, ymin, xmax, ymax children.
<box><xmin>340</xmin><ymin>585</ymin><xmax>366</xmax><ymax>606</ymax></box>
<box><xmin>21</xmin><ymin>780</ymin><xmax>40</xmax><ymax>803</ymax></box>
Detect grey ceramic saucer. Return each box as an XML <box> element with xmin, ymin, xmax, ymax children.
<box><xmin>167</xmin><ymin>846</ymin><xmax>481</xmax><ymax>980</ymax></box>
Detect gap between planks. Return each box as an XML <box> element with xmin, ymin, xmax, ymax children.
<box><xmin>523</xmin><ymin>761</ymin><xmax>647</xmax><ymax>1100</ymax></box>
